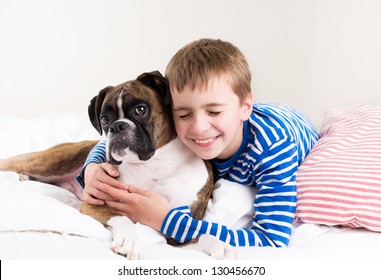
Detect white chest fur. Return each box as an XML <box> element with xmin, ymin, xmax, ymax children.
<box><xmin>115</xmin><ymin>137</ymin><xmax>208</xmax><ymax>207</ymax></box>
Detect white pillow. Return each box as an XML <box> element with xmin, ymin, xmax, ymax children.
<box><xmin>0</xmin><ymin>171</ymin><xmax>111</xmax><ymax>241</ymax></box>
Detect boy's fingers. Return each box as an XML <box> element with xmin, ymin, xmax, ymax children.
<box><xmin>100</xmin><ymin>175</ymin><xmax>128</xmax><ymax>190</ymax></box>
<box><xmin>105</xmin><ymin>200</ymin><xmax>125</xmax><ymax>211</ymax></box>
<box><xmin>91</xmin><ymin>185</ymin><xmax>117</xmax><ymax>201</ymax></box>
<box><xmin>98</xmin><ymin>163</ymin><xmax>127</xmax><ymax>190</ymax></box>
<box><xmin>83</xmin><ymin>193</ymin><xmax>105</xmax><ymax>205</ymax></box>
<box><xmin>104</xmin><ymin>186</ymin><xmax>138</xmax><ymax>204</ymax></box>
<box><xmin>125</xmin><ymin>185</ymin><xmax>147</xmax><ymax>195</ymax></box>
<box><xmin>100</xmin><ymin>163</ymin><xmax>119</xmax><ymax>177</ymax></box>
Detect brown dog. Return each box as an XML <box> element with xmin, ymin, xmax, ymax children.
<box><xmin>0</xmin><ymin>71</ymin><xmax>214</xmax><ymax>259</ymax></box>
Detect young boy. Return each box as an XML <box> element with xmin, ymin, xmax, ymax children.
<box><xmin>77</xmin><ymin>38</ymin><xmax>319</xmax><ymax>247</ymax></box>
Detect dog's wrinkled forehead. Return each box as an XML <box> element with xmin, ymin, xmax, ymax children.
<box><xmin>102</xmin><ymin>80</ymin><xmax>161</xmax><ymax>118</ymax></box>
<box><xmin>102</xmin><ymin>82</ymin><xmax>144</xmax><ymax>117</ymax></box>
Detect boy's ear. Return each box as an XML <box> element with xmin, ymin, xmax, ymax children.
<box><xmin>241</xmin><ymin>92</ymin><xmax>253</xmax><ymax>121</ymax></box>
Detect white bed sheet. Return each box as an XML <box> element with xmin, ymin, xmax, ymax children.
<box><xmin>1</xmin><ymin>112</ymin><xmax>380</xmax><ymax>260</ymax></box>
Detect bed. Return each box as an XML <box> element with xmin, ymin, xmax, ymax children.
<box><xmin>1</xmin><ymin>105</ymin><xmax>381</xmax><ymax>260</ymax></box>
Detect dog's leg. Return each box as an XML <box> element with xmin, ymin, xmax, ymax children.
<box><xmin>80</xmin><ymin>202</ymin><xmax>119</xmax><ymax>225</ymax></box>
<box><xmin>0</xmin><ymin>140</ymin><xmax>97</xmax><ymax>178</ymax></box>
<box><xmin>107</xmin><ymin>216</ymin><xmax>140</xmax><ymax>260</ymax></box>
<box><xmin>0</xmin><ymin>141</ymin><xmax>97</xmax><ymax>198</ymax></box>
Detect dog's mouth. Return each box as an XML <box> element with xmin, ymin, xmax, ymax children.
<box><xmin>108</xmin><ymin>141</ymin><xmax>129</xmax><ymax>165</ymax></box>
<box><xmin>108</xmin><ymin>138</ymin><xmax>155</xmax><ymax>164</ymax></box>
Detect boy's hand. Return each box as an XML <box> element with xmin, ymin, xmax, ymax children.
<box><xmin>105</xmin><ymin>185</ymin><xmax>171</xmax><ymax>231</ymax></box>
<box><xmin>83</xmin><ymin>162</ymin><xmax>128</xmax><ymax>205</ymax></box>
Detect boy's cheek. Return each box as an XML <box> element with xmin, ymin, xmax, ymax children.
<box><xmin>173</xmin><ymin>120</ymin><xmax>185</xmax><ymax>135</ymax></box>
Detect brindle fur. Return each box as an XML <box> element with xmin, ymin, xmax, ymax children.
<box><xmin>0</xmin><ymin>141</ymin><xmax>97</xmax><ymax>182</ymax></box>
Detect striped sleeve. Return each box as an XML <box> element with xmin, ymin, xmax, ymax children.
<box><xmin>76</xmin><ymin>140</ymin><xmax>107</xmax><ymax>188</ymax></box>
<box><xmin>160</xmin><ymin>140</ymin><xmax>298</xmax><ymax>247</ymax></box>
<box><xmin>252</xmin><ymin>140</ymin><xmax>298</xmax><ymax>247</ymax></box>
<box><xmin>161</xmin><ymin>207</ymin><xmax>277</xmax><ymax>246</ymax></box>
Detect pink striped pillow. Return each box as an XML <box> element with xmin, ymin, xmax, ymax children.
<box><xmin>296</xmin><ymin>104</ymin><xmax>381</xmax><ymax>231</ymax></box>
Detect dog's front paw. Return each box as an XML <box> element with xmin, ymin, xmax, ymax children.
<box><xmin>196</xmin><ymin>234</ymin><xmax>237</xmax><ymax>260</ymax></box>
<box><xmin>107</xmin><ymin>216</ymin><xmax>140</xmax><ymax>260</ymax></box>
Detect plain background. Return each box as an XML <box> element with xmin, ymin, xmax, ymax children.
<box><xmin>1</xmin><ymin>0</ymin><xmax>380</xmax><ymax>127</ymax></box>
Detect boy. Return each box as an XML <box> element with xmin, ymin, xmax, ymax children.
<box><xmin>78</xmin><ymin>38</ymin><xmax>319</xmax><ymax>247</ymax></box>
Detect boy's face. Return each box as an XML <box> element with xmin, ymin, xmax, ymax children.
<box><xmin>171</xmin><ymin>77</ymin><xmax>252</xmax><ymax>160</ymax></box>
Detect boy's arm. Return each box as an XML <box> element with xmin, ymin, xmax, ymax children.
<box><xmin>160</xmin><ymin>142</ymin><xmax>298</xmax><ymax>247</ymax></box>
<box><xmin>76</xmin><ymin>140</ymin><xmax>107</xmax><ymax>188</ymax></box>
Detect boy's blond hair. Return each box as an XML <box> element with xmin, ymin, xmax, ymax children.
<box><xmin>165</xmin><ymin>38</ymin><xmax>252</xmax><ymax>105</ymax></box>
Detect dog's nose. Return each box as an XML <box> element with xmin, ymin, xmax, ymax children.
<box><xmin>109</xmin><ymin>121</ymin><xmax>129</xmax><ymax>134</ymax></box>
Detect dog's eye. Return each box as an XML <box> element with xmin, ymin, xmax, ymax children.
<box><xmin>100</xmin><ymin>116</ymin><xmax>110</xmax><ymax>126</ymax></box>
<box><xmin>135</xmin><ymin>105</ymin><xmax>147</xmax><ymax>116</ymax></box>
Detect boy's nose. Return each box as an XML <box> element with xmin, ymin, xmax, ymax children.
<box><xmin>190</xmin><ymin>115</ymin><xmax>211</xmax><ymax>134</ymax></box>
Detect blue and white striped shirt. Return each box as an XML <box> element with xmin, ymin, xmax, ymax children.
<box><xmin>77</xmin><ymin>103</ymin><xmax>319</xmax><ymax>247</ymax></box>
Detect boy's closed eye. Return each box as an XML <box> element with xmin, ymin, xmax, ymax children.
<box><xmin>176</xmin><ymin>111</ymin><xmax>222</xmax><ymax>119</ymax></box>
<box><xmin>178</xmin><ymin>113</ymin><xmax>192</xmax><ymax>119</ymax></box>
<box><xmin>208</xmin><ymin>111</ymin><xmax>222</xmax><ymax>116</ymax></box>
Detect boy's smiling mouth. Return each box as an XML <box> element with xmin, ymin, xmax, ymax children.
<box><xmin>192</xmin><ymin>136</ymin><xmax>219</xmax><ymax>146</ymax></box>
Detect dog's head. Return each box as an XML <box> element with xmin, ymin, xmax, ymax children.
<box><xmin>88</xmin><ymin>71</ymin><xmax>176</xmax><ymax>165</ymax></box>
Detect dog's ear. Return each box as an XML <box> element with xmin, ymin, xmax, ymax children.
<box><xmin>88</xmin><ymin>86</ymin><xmax>113</xmax><ymax>135</ymax></box>
<box><xmin>137</xmin><ymin>71</ymin><xmax>170</xmax><ymax>105</ymax></box>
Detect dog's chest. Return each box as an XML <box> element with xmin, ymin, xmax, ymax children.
<box><xmin>116</xmin><ymin>139</ymin><xmax>208</xmax><ymax>208</ymax></box>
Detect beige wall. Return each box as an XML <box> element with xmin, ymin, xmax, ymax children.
<box><xmin>1</xmin><ymin>0</ymin><xmax>380</xmax><ymax>127</ymax></box>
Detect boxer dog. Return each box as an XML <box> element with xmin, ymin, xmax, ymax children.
<box><xmin>0</xmin><ymin>71</ymin><xmax>217</xmax><ymax>259</ymax></box>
